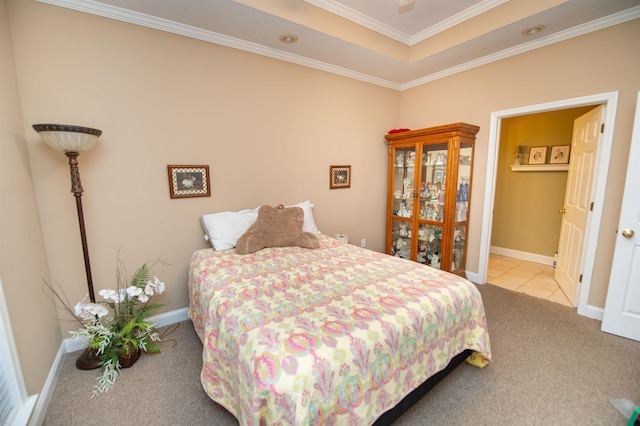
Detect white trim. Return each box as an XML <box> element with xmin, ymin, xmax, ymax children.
<box><xmin>401</xmin><ymin>7</ymin><xmax>640</xmax><ymax>90</ymax></box>
<box><xmin>490</xmin><ymin>246</ymin><xmax>554</xmax><ymax>266</ymax></box>
<box><xmin>477</xmin><ymin>91</ymin><xmax>619</xmax><ymax>320</ymax></box>
<box><xmin>28</xmin><ymin>342</ymin><xmax>68</xmax><ymax>426</ymax></box>
<box><xmin>583</xmin><ymin>305</ymin><xmax>604</xmax><ymax>321</ymax></box>
<box><xmin>465</xmin><ymin>270</ymin><xmax>479</xmax><ymax>284</ymax></box>
<box><xmin>510</xmin><ymin>164</ymin><xmax>569</xmax><ymax>172</ymax></box>
<box><xmin>0</xmin><ymin>277</ymin><xmax>37</xmax><ymax>426</ymax></box>
<box><xmin>35</xmin><ymin>1</ymin><xmax>640</xmax><ymax>91</ymax></box>
<box><xmin>304</xmin><ymin>0</ymin><xmax>508</xmax><ymax>45</ymax></box>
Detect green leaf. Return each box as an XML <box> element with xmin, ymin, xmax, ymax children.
<box><xmin>130</xmin><ymin>263</ymin><xmax>150</xmax><ymax>288</ymax></box>
<box><xmin>145</xmin><ymin>342</ymin><xmax>161</xmax><ymax>353</ymax></box>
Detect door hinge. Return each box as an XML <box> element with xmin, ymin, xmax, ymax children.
<box><xmin>579</xmin><ymin>274</ymin><xmax>583</xmax><ymax>283</ymax></box>
<box><xmin>601</xmin><ymin>123</ymin><xmax>605</xmax><ymax>133</ymax></box>
<box><xmin>590</xmin><ymin>202</ymin><xmax>594</xmax><ymax>211</ymax></box>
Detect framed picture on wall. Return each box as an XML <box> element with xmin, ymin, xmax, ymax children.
<box><xmin>329</xmin><ymin>165</ymin><xmax>351</xmax><ymax>189</ymax></box>
<box><xmin>549</xmin><ymin>145</ymin><xmax>571</xmax><ymax>164</ymax></box>
<box><xmin>167</xmin><ymin>165</ymin><xmax>211</xmax><ymax>198</ymax></box>
<box><xmin>528</xmin><ymin>146</ymin><xmax>548</xmax><ymax>165</ymax></box>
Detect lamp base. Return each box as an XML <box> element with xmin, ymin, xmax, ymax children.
<box><xmin>76</xmin><ymin>347</ymin><xmax>102</xmax><ymax>370</ymax></box>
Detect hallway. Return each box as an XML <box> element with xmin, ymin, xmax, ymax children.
<box><xmin>487</xmin><ymin>254</ymin><xmax>572</xmax><ymax>307</ymax></box>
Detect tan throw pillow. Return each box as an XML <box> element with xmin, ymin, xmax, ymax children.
<box><xmin>235</xmin><ymin>205</ymin><xmax>320</xmax><ymax>254</ymax></box>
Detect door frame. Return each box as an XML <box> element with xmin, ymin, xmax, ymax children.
<box><xmin>476</xmin><ymin>91</ymin><xmax>619</xmax><ymax>320</ymax></box>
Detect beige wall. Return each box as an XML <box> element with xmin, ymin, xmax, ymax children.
<box><xmin>492</xmin><ymin>107</ymin><xmax>594</xmax><ymax>256</ymax></box>
<box><xmin>8</xmin><ymin>1</ymin><xmax>398</xmax><ymax>338</ymax></box>
<box><xmin>399</xmin><ymin>19</ymin><xmax>640</xmax><ymax>307</ymax></box>
<box><xmin>0</xmin><ymin>0</ymin><xmax>61</xmax><ymax>394</ymax></box>
<box><xmin>4</xmin><ymin>0</ymin><xmax>640</xmax><ymax>398</ymax></box>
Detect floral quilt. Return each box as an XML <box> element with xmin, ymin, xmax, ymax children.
<box><xmin>188</xmin><ymin>235</ymin><xmax>491</xmax><ymax>425</ymax></box>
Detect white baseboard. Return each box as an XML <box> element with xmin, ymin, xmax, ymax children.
<box><xmin>32</xmin><ymin>307</ymin><xmax>190</xmax><ymax>425</ymax></box>
<box><xmin>490</xmin><ymin>246</ymin><xmax>554</xmax><ymax>266</ymax></box>
<box><xmin>29</xmin><ymin>339</ymin><xmax>71</xmax><ymax>425</ymax></box>
<box><xmin>580</xmin><ymin>304</ymin><xmax>604</xmax><ymax>321</ymax></box>
<box><xmin>465</xmin><ymin>271</ymin><xmax>479</xmax><ymax>283</ymax></box>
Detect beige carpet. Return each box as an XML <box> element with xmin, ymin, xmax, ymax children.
<box><xmin>42</xmin><ymin>284</ymin><xmax>640</xmax><ymax>425</ymax></box>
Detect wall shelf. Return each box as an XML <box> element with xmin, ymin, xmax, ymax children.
<box><xmin>510</xmin><ymin>164</ymin><xmax>569</xmax><ymax>172</ymax></box>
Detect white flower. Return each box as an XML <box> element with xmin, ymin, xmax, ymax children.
<box><xmin>74</xmin><ymin>299</ymin><xmax>108</xmax><ymax>322</ymax></box>
<box><xmin>86</xmin><ymin>303</ymin><xmax>109</xmax><ymax>318</ymax></box>
<box><xmin>144</xmin><ymin>281</ymin><xmax>155</xmax><ymax>296</ymax></box>
<box><xmin>137</xmin><ymin>294</ymin><xmax>149</xmax><ymax>303</ymax></box>
<box><xmin>99</xmin><ymin>289</ymin><xmax>119</xmax><ymax>302</ymax></box>
<box><xmin>153</xmin><ymin>276</ymin><xmax>166</xmax><ymax>294</ymax></box>
<box><xmin>74</xmin><ymin>300</ymin><xmax>87</xmax><ymax>317</ymax></box>
<box><xmin>126</xmin><ymin>286</ymin><xmax>143</xmax><ymax>298</ymax></box>
<box><xmin>119</xmin><ymin>289</ymin><xmax>127</xmax><ymax>302</ymax></box>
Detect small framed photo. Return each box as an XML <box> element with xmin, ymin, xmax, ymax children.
<box><xmin>549</xmin><ymin>145</ymin><xmax>571</xmax><ymax>164</ymax></box>
<box><xmin>528</xmin><ymin>146</ymin><xmax>548</xmax><ymax>165</ymax></box>
<box><xmin>330</xmin><ymin>165</ymin><xmax>351</xmax><ymax>189</ymax></box>
<box><xmin>167</xmin><ymin>165</ymin><xmax>211</xmax><ymax>198</ymax></box>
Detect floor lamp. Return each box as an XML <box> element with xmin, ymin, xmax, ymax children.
<box><xmin>32</xmin><ymin>124</ymin><xmax>103</xmax><ymax>370</ymax></box>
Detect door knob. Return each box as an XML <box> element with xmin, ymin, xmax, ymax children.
<box><xmin>558</xmin><ymin>208</ymin><xmax>566</xmax><ymax>214</ymax></box>
<box><xmin>622</xmin><ymin>229</ymin><xmax>635</xmax><ymax>238</ymax></box>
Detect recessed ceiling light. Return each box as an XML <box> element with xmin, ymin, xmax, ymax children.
<box><xmin>522</xmin><ymin>25</ymin><xmax>545</xmax><ymax>36</ymax></box>
<box><xmin>279</xmin><ymin>34</ymin><xmax>298</xmax><ymax>44</ymax></box>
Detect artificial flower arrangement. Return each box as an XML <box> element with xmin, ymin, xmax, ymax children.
<box><xmin>46</xmin><ymin>258</ymin><xmax>166</xmax><ymax>397</ymax></box>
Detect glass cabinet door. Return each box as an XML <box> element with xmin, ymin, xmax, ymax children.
<box><xmin>418</xmin><ymin>143</ymin><xmax>447</xmax><ymax>266</ymax></box>
<box><xmin>390</xmin><ymin>146</ymin><xmax>417</xmax><ymax>259</ymax></box>
<box><xmin>455</xmin><ymin>144</ymin><xmax>472</xmax><ymax>222</ymax></box>
<box><xmin>417</xmin><ymin>223</ymin><xmax>442</xmax><ymax>266</ymax></box>
<box><xmin>391</xmin><ymin>147</ymin><xmax>417</xmax><ymax>218</ymax></box>
<box><xmin>452</xmin><ymin>143</ymin><xmax>473</xmax><ymax>271</ymax></box>
<box><xmin>390</xmin><ymin>220</ymin><xmax>412</xmax><ymax>259</ymax></box>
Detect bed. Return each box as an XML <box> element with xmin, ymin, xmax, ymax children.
<box><xmin>188</xmin><ymin>231</ymin><xmax>491</xmax><ymax>425</ymax></box>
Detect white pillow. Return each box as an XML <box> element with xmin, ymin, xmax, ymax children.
<box><xmin>288</xmin><ymin>200</ymin><xmax>320</xmax><ymax>234</ymax></box>
<box><xmin>200</xmin><ymin>207</ymin><xmax>258</xmax><ymax>250</ymax></box>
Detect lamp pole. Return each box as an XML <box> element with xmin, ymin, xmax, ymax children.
<box><xmin>66</xmin><ymin>151</ymin><xmax>95</xmax><ymax>302</ymax></box>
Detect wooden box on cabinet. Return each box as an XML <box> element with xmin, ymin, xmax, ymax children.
<box><xmin>385</xmin><ymin>123</ymin><xmax>479</xmax><ymax>276</ymax></box>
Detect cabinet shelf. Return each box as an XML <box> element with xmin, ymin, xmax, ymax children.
<box><xmin>510</xmin><ymin>164</ymin><xmax>569</xmax><ymax>172</ymax></box>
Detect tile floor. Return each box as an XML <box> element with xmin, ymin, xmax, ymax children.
<box><xmin>487</xmin><ymin>254</ymin><xmax>573</xmax><ymax>307</ymax></box>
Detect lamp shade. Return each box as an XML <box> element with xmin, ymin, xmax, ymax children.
<box><xmin>32</xmin><ymin>124</ymin><xmax>102</xmax><ymax>153</ymax></box>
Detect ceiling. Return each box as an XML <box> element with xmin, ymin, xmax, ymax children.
<box><xmin>39</xmin><ymin>0</ymin><xmax>640</xmax><ymax>90</ymax></box>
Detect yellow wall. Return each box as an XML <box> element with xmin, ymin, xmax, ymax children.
<box><xmin>0</xmin><ymin>0</ymin><xmax>61</xmax><ymax>394</ymax></box>
<box><xmin>399</xmin><ymin>19</ymin><xmax>640</xmax><ymax>309</ymax></box>
<box><xmin>492</xmin><ymin>107</ymin><xmax>594</xmax><ymax>256</ymax></box>
<box><xmin>3</xmin><ymin>0</ymin><xmax>640</xmax><ymax>399</ymax></box>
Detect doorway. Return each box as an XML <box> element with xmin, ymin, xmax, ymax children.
<box><xmin>476</xmin><ymin>92</ymin><xmax>619</xmax><ymax>320</ymax></box>
<box><xmin>487</xmin><ymin>107</ymin><xmax>596</xmax><ymax>306</ymax></box>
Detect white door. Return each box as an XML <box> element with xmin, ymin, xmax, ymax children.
<box><xmin>555</xmin><ymin>105</ymin><xmax>604</xmax><ymax>306</ymax></box>
<box><xmin>601</xmin><ymin>93</ymin><xmax>640</xmax><ymax>341</ymax></box>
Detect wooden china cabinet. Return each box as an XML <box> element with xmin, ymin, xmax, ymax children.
<box><xmin>384</xmin><ymin>123</ymin><xmax>479</xmax><ymax>276</ymax></box>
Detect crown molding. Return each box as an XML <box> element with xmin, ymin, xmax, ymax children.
<box><xmin>304</xmin><ymin>0</ymin><xmax>508</xmax><ymax>46</ymax></box>
<box><xmin>36</xmin><ymin>0</ymin><xmax>402</xmax><ymax>90</ymax></box>
<box><xmin>402</xmin><ymin>6</ymin><xmax>640</xmax><ymax>90</ymax></box>
<box><xmin>36</xmin><ymin>1</ymin><xmax>640</xmax><ymax>92</ymax></box>
<box><xmin>409</xmin><ymin>0</ymin><xmax>508</xmax><ymax>45</ymax></box>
